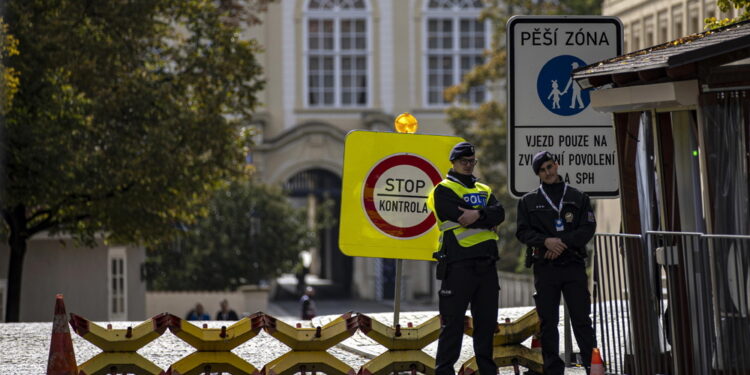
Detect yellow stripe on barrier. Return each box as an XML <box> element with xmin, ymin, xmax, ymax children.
<box><xmin>359</xmin><ymin>350</ymin><xmax>436</xmax><ymax>375</ymax></box>
<box><xmin>76</xmin><ymin>352</ymin><xmax>163</xmax><ymax>375</ymax></box>
<box><xmin>70</xmin><ymin>313</ymin><xmax>170</xmax><ymax>375</ymax></box>
<box><xmin>167</xmin><ymin>312</ymin><xmax>264</xmax><ymax>351</ymax></box>
<box><xmin>357</xmin><ymin>314</ymin><xmax>441</xmax><ymax>351</ymax></box>
<box><xmin>459</xmin><ymin>345</ymin><xmax>544</xmax><ymax>375</ymax></box>
<box><xmin>262</xmin><ymin>351</ymin><xmax>356</xmax><ymax>375</ymax></box>
<box><xmin>357</xmin><ymin>314</ymin><xmax>440</xmax><ymax>350</ymax></box>
<box><xmin>69</xmin><ymin>313</ymin><xmax>170</xmax><ymax>352</ymax></box>
<box><xmin>460</xmin><ymin>309</ymin><xmax>543</xmax><ymax>374</ymax></box>
<box><xmin>463</xmin><ymin>309</ymin><xmax>540</xmax><ymax>346</ymax></box>
<box><xmin>263</xmin><ymin>312</ymin><xmax>358</xmax><ymax>351</ymax></box>
<box><xmin>167</xmin><ymin>351</ymin><xmax>259</xmax><ymax>375</ymax></box>
<box><xmin>493</xmin><ymin>309</ymin><xmax>540</xmax><ymax>346</ymax></box>
<box><xmin>357</xmin><ymin>314</ymin><xmax>441</xmax><ymax>375</ymax></box>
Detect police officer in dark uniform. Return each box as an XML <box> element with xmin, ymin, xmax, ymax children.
<box><xmin>426</xmin><ymin>142</ymin><xmax>505</xmax><ymax>375</ymax></box>
<box><xmin>515</xmin><ymin>151</ymin><xmax>596</xmax><ymax>375</ymax></box>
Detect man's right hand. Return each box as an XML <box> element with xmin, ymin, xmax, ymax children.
<box><xmin>544</xmin><ymin>237</ymin><xmax>567</xmax><ymax>259</ymax></box>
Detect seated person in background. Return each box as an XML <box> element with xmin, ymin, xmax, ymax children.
<box><xmin>216</xmin><ymin>299</ymin><xmax>239</xmax><ymax>321</ymax></box>
<box><xmin>186</xmin><ymin>303</ymin><xmax>210</xmax><ymax>321</ymax></box>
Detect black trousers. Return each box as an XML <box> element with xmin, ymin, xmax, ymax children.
<box><xmin>533</xmin><ymin>261</ymin><xmax>595</xmax><ymax>375</ymax></box>
<box><xmin>436</xmin><ymin>258</ymin><xmax>499</xmax><ymax>375</ymax></box>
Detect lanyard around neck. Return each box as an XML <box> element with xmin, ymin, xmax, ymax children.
<box><xmin>539</xmin><ymin>183</ymin><xmax>568</xmax><ymax>216</ymax></box>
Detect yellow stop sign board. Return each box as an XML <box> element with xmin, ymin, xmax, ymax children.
<box><xmin>339</xmin><ymin>131</ymin><xmax>464</xmax><ymax>261</ymax></box>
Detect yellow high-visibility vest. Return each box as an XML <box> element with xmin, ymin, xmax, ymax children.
<box><xmin>426</xmin><ymin>179</ymin><xmax>499</xmax><ymax>249</ymax></box>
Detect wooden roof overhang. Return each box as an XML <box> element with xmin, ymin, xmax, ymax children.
<box><xmin>572</xmin><ymin>21</ymin><xmax>750</xmax><ymax>112</ymax></box>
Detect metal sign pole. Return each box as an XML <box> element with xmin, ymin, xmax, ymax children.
<box><xmin>393</xmin><ymin>259</ymin><xmax>403</xmax><ymax>327</ymax></box>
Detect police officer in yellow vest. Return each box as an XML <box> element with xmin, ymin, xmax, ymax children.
<box><xmin>426</xmin><ymin>141</ymin><xmax>505</xmax><ymax>375</ymax></box>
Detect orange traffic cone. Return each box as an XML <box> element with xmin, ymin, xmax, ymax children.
<box><xmin>46</xmin><ymin>294</ymin><xmax>77</xmax><ymax>375</ymax></box>
<box><xmin>590</xmin><ymin>347</ymin><xmax>605</xmax><ymax>375</ymax></box>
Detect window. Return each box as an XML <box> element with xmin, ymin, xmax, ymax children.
<box><xmin>672</xmin><ymin>6</ymin><xmax>683</xmax><ymax>38</ymax></box>
<box><xmin>632</xmin><ymin>21</ymin><xmax>641</xmax><ymax>51</ymax></box>
<box><xmin>305</xmin><ymin>0</ymin><xmax>370</xmax><ymax>107</ymax></box>
<box><xmin>108</xmin><ymin>247</ymin><xmax>127</xmax><ymax>321</ymax></box>
<box><xmin>644</xmin><ymin>16</ymin><xmax>654</xmax><ymax>46</ymax></box>
<box><xmin>658</xmin><ymin>11</ymin><xmax>669</xmax><ymax>42</ymax></box>
<box><xmin>425</xmin><ymin>0</ymin><xmax>487</xmax><ymax>106</ymax></box>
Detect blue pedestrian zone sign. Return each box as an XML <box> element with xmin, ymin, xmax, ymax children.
<box><xmin>536</xmin><ymin>55</ymin><xmax>590</xmax><ymax>116</ymax></box>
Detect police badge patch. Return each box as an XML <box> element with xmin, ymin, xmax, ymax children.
<box><xmin>588</xmin><ymin>211</ymin><xmax>596</xmax><ymax>222</ymax></box>
<box><xmin>564</xmin><ymin>212</ymin><xmax>574</xmax><ymax>223</ymax></box>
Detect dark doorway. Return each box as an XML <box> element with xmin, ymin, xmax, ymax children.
<box><xmin>285</xmin><ymin>169</ymin><xmax>352</xmax><ymax>298</ymax></box>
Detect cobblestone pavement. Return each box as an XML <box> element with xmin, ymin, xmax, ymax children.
<box><xmin>0</xmin><ymin>300</ymin><xmax>586</xmax><ymax>374</ymax></box>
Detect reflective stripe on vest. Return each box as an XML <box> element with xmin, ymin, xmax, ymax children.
<box><xmin>426</xmin><ymin>179</ymin><xmax>499</xmax><ymax>249</ymax></box>
<box><xmin>439</xmin><ymin>220</ymin><xmax>461</xmax><ymax>231</ymax></box>
<box><xmin>455</xmin><ymin>228</ymin><xmax>488</xmax><ymax>241</ymax></box>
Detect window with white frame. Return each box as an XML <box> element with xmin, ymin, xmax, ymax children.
<box><xmin>108</xmin><ymin>247</ymin><xmax>127</xmax><ymax>321</ymax></box>
<box><xmin>305</xmin><ymin>0</ymin><xmax>370</xmax><ymax>107</ymax></box>
<box><xmin>425</xmin><ymin>0</ymin><xmax>487</xmax><ymax>106</ymax></box>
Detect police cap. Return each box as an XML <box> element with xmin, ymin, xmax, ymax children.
<box><xmin>450</xmin><ymin>142</ymin><xmax>475</xmax><ymax>161</ymax></box>
<box><xmin>532</xmin><ymin>151</ymin><xmax>554</xmax><ymax>175</ymax></box>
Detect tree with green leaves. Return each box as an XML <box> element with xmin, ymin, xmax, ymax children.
<box><xmin>1</xmin><ymin>0</ymin><xmax>268</xmax><ymax>321</ymax></box>
<box><xmin>144</xmin><ymin>179</ymin><xmax>314</xmax><ymax>291</ymax></box>
<box><xmin>445</xmin><ymin>0</ymin><xmax>602</xmax><ymax>272</ymax></box>
<box><xmin>0</xmin><ymin>19</ymin><xmax>19</xmax><ymax>115</ymax></box>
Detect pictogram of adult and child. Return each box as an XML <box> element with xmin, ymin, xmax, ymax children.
<box><xmin>546</xmin><ymin>62</ymin><xmax>583</xmax><ymax>109</ymax></box>
<box><xmin>536</xmin><ymin>55</ymin><xmax>590</xmax><ymax>116</ymax></box>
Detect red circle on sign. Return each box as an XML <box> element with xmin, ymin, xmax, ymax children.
<box><xmin>362</xmin><ymin>154</ymin><xmax>443</xmax><ymax>238</ymax></box>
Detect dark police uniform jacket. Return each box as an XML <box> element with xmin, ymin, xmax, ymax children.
<box><xmin>516</xmin><ymin>180</ymin><xmax>596</xmax><ymax>265</ymax></box>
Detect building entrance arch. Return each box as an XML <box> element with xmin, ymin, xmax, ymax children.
<box><xmin>284</xmin><ymin>168</ymin><xmax>351</xmax><ymax>298</ymax></box>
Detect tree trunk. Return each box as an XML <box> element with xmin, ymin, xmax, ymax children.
<box><xmin>4</xmin><ymin>205</ymin><xmax>28</xmax><ymax>322</ymax></box>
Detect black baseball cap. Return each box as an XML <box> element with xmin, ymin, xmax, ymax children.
<box><xmin>450</xmin><ymin>142</ymin><xmax>475</xmax><ymax>161</ymax></box>
<box><xmin>532</xmin><ymin>151</ymin><xmax>554</xmax><ymax>175</ymax></box>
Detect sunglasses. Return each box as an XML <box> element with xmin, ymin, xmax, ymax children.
<box><xmin>456</xmin><ymin>158</ymin><xmax>478</xmax><ymax>166</ymax></box>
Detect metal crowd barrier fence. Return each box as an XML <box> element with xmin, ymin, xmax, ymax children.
<box><xmin>592</xmin><ymin>232</ymin><xmax>750</xmax><ymax>375</ymax></box>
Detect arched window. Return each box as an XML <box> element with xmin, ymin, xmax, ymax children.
<box><xmin>304</xmin><ymin>0</ymin><xmax>370</xmax><ymax>107</ymax></box>
<box><xmin>424</xmin><ymin>0</ymin><xmax>487</xmax><ymax>106</ymax></box>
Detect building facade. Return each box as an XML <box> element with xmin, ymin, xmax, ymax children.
<box><xmin>0</xmin><ymin>235</ymin><xmax>146</xmax><ymax>322</ymax></box>
<box><xmin>244</xmin><ymin>0</ymin><xmax>498</xmax><ymax>301</ymax></box>
<box><xmin>603</xmin><ymin>0</ymin><xmax>741</xmax><ymax>52</ymax></box>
